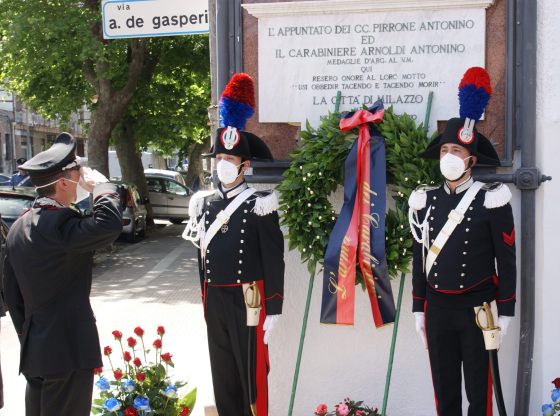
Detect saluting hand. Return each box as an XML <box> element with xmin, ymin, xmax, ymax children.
<box><xmin>79</xmin><ymin>167</ymin><xmax>109</xmax><ymax>193</ymax></box>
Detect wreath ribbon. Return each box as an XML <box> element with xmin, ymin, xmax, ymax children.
<box><xmin>320</xmin><ymin>101</ymin><xmax>396</xmax><ymax>327</ymax></box>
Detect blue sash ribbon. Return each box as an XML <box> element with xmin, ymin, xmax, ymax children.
<box><xmin>320</xmin><ymin>101</ymin><xmax>396</xmax><ymax>327</ymax></box>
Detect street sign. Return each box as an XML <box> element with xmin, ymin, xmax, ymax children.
<box><xmin>102</xmin><ymin>0</ymin><xmax>209</xmax><ymax>39</ymax></box>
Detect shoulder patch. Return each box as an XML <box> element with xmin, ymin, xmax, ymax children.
<box><xmin>188</xmin><ymin>190</ymin><xmax>215</xmax><ymax>218</ymax></box>
<box><xmin>252</xmin><ymin>190</ymin><xmax>279</xmax><ymax>216</ymax></box>
<box><xmin>408</xmin><ymin>185</ymin><xmax>439</xmax><ymax>211</ymax></box>
<box><xmin>483</xmin><ymin>182</ymin><xmax>512</xmax><ymax>209</ymax></box>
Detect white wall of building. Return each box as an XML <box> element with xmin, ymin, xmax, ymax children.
<box><xmin>265</xmin><ymin>5</ymin><xmax>560</xmax><ymax>414</ymax></box>
<box><xmin>262</xmin><ymin>3</ymin><xmax>559</xmax><ymax>415</ymax></box>
<box><xmin>268</xmin><ymin>182</ymin><xmax>520</xmax><ymax>415</ymax></box>
<box><xmin>532</xmin><ymin>0</ymin><xmax>560</xmax><ymax>412</ymax></box>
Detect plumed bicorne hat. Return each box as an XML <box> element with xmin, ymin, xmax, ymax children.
<box><xmin>419</xmin><ymin>67</ymin><xmax>501</xmax><ymax>166</ymax></box>
<box><xmin>203</xmin><ymin>73</ymin><xmax>273</xmax><ymax>161</ymax></box>
<box><xmin>19</xmin><ymin>132</ymin><xmax>80</xmax><ymax>179</ymax></box>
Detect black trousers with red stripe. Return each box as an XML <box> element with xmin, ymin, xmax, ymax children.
<box><xmin>425</xmin><ymin>302</ymin><xmax>492</xmax><ymax>416</ymax></box>
<box><xmin>205</xmin><ymin>285</ymin><xmax>254</xmax><ymax>416</ymax></box>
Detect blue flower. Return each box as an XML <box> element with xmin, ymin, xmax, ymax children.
<box><xmin>552</xmin><ymin>388</ymin><xmax>560</xmax><ymax>403</ymax></box>
<box><xmin>542</xmin><ymin>403</ymin><xmax>555</xmax><ymax>416</ymax></box>
<box><xmin>133</xmin><ymin>396</ymin><xmax>151</xmax><ymax>411</ymax></box>
<box><xmin>160</xmin><ymin>385</ymin><xmax>178</xmax><ymax>398</ymax></box>
<box><xmin>104</xmin><ymin>397</ymin><xmax>122</xmax><ymax>412</ymax></box>
<box><xmin>95</xmin><ymin>377</ymin><xmax>111</xmax><ymax>391</ymax></box>
<box><xmin>122</xmin><ymin>379</ymin><xmax>136</xmax><ymax>393</ymax></box>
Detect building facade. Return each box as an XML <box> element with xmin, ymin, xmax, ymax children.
<box><xmin>0</xmin><ymin>92</ymin><xmax>87</xmax><ymax>175</ymax></box>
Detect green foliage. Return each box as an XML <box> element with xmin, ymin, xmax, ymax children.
<box><xmin>279</xmin><ymin>107</ymin><xmax>439</xmax><ymax>283</ymax></box>
<box><xmin>278</xmin><ymin>113</ymin><xmax>354</xmax><ymax>275</ymax></box>
<box><xmin>126</xmin><ymin>35</ymin><xmax>211</xmax><ymax>156</ymax></box>
<box><xmin>0</xmin><ymin>1</ymin><xmax>210</xmax><ymax>158</ymax></box>
<box><xmin>380</xmin><ymin>110</ymin><xmax>440</xmax><ymax>210</ymax></box>
<box><xmin>0</xmin><ymin>0</ymin><xmax>100</xmax><ymax>119</ymax></box>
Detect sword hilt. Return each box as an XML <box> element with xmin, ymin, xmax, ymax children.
<box><xmin>476</xmin><ymin>302</ymin><xmax>498</xmax><ymax>330</ymax></box>
<box><xmin>244</xmin><ymin>282</ymin><xmax>261</xmax><ymax>308</ymax></box>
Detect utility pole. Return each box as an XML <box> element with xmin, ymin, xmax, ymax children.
<box><xmin>207</xmin><ymin>0</ymin><xmax>218</xmax><ymax>181</ymax></box>
<box><xmin>208</xmin><ymin>0</ymin><xmax>218</xmax><ymax>139</ymax></box>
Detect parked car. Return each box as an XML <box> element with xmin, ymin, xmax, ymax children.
<box><xmin>0</xmin><ymin>187</ymin><xmax>36</xmax><ymax>227</ymax></box>
<box><xmin>77</xmin><ymin>183</ymin><xmax>148</xmax><ymax>243</ymax></box>
<box><xmin>0</xmin><ymin>173</ymin><xmax>33</xmax><ymax>187</ymax></box>
<box><xmin>145</xmin><ymin>174</ymin><xmax>192</xmax><ymax>224</ymax></box>
<box><xmin>144</xmin><ymin>168</ymin><xmax>187</xmax><ymax>186</ymax></box>
<box><xmin>15</xmin><ymin>175</ymin><xmax>33</xmax><ymax>187</ymax></box>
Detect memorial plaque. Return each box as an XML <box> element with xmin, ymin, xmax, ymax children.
<box><xmin>255</xmin><ymin>8</ymin><xmax>486</xmax><ymax>130</ymax></box>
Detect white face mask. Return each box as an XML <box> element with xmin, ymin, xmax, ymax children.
<box><xmin>216</xmin><ymin>159</ymin><xmax>243</xmax><ymax>185</ymax></box>
<box><xmin>35</xmin><ymin>177</ymin><xmax>90</xmax><ymax>204</ymax></box>
<box><xmin>439</xmin><ymin>153</ymin><xmax>472</xmax><ymax>181</ymax></box>
<box><xmin>66</xmin><ymin>178</ymin><xmax>91</xmax><ymax>203</ymax></box>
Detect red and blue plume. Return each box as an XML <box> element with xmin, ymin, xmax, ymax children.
<box><xmin>219</xmin><ymin>73</ymin><xmax>256</xmax><ymax>130</ymax></box>
<box><xmin>458</xmin><ymin>67</ymin><xmax>492</xmax><ymax>121</ymax></box>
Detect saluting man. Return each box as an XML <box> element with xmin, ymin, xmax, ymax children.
<box><xmin>183</xmin><ymin>73</ymin><xmax>284</xmax><ymax>416</ymax></box>
<box><xmin>3</xmin><ymin>133</ymin><xmax>123</xmax><ymax>416</ymax></box>
<box><xmin>408</xmin><ymin>68</ymin><xmax>516</xmax><ymax>415</ymax></box>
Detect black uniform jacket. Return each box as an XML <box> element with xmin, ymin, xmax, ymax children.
<box><xmin>410</xmin><ymin>179</ymin><xmax>516</xmax><ymax>316</ymax></box>
<box><xmin>193</xmin><ymin>182</ymin><xmax>285</xmax><ymax>315</ymax></box>
<box><xmin>3</xmin><ymin>183</ymin><xmax>123</xmax><ymax>376</ymax></box>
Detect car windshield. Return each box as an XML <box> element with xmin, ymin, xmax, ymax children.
<box><xmin>0</xmin><ymin>196</ymin><xmax>34</xmax><ymax>216</ymax></box>
<box><xmin>166</xmin><ymin>181</ymin><xmax>187</xmax><ymax>195</ymax></box>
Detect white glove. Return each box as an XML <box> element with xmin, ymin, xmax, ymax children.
<box><xmin>498</xmin><ymin>315</ymin><xmax>512</xmax><ymax>344</ymax></box>
<box><xmin>263</xmin><ymin>315</ymin><xmax>280</xmax><ymax>345</ymax></box>
<box><xmin>414</xmin><ymin>312</ymin><xmax>428</xmax><ymax>349</ymax></box>
<box><xmin>80</xmin><ymin>167</ymin><xmax>109</xmax><ymax>192</ymax></box>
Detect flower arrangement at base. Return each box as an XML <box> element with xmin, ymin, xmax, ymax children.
<box><xmin>91</xmin><ymin>326</ymin><xmax>196</xmax><ymax>416</ymax></box>
<box><xmin>314</xmin><ymin>398</ymin><xmax>381</xmax><ymax>416</ymax></box>
<box><xmin>542</xmin><ymin>377</ymin><xmax>560</xmax><ymax>416</ymax></box>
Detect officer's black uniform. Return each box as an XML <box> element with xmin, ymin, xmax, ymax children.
<box><xmin>2</xmin><ymin>133</ymin><xmax>123</xmax><ymax>416</ymax></box>
<box><xmin>410</xmin><ymin>118</ymin><xmax>516</xmax><ymax>416</ymax></box>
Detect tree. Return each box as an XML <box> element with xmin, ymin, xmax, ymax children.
<box><xmin>113</xmin><ymin>35</ymin><xmax>210</xmax><ymax>222</ymax></box>
<box><xmin>0</xmin><ymin>0</ymin><xmax>149</xmax><ymax>175</ymax></box>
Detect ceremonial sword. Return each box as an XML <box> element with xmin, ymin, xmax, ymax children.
<box><xmin>244</xmin><ymin>282</ymin><xmax>261</xmax><ymax>416</ymax></box>
<box><xmin>476</xmin><ymin>302</ymin><xmax>507</xmax><ymax>416</ymax></box>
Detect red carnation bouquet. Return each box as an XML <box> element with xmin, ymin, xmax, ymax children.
<box><xmin>92</xmin><ymin>326</ymin><xmax>196</xmax><ymax>416</ymax></box>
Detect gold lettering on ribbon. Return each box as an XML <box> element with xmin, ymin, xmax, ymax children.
<box><xmin>366</xmin><ymin>213</ymin><xmax>380</xmax><ymax>229</ymax></box>
<box><xmin>362</xmin><ymin>181</ymin><xmax>378</xmax><ymax>197</ymax></box>
<box><xmin>359</xmin><ymin>181</ymin><xmax>378</xmax><ymax>297</ymax></box>
<box><xmin>366</xmin><ymin>253</ymin><xmax>380</xmax><ymax>266</ymax></box>
<box><xmin>338</xmin><ymin>236</ymin><xmax>352</xmax><ymax>281</ymax></box>
<box><xmin>328</xmin><ymin>272</ymin><xmax>347</xmax><ymax>299</ymax></box>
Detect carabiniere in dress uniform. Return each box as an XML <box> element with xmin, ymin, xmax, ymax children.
<box><xmin>183</xmin><ymin>72</ymin><xmax>284</xmax><ymax>416</ymax></box>
<box><xmin>408</xmin><ymin>67</ymin><xmax>517</xmax><ymax>416</ymax></box>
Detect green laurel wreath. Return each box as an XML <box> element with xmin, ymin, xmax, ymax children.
<box><xmin>278</xmin><ymin>107</ymin><xmax>439</xmax><ymax>285</ymax></box>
